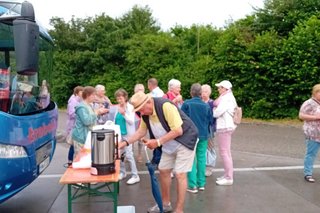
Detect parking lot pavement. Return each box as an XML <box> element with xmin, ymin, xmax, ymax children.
<box><xmin>1</xmin><ymin>111</ymin><xmax>320</xmax><ymax>212</ymax></box>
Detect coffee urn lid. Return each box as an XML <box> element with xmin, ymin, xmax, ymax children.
<box><xmin>91</xmin><ymin>129</ymin><xmax>114</xmax><ymax>134</ymax></box>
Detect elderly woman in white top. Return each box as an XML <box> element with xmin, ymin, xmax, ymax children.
<box><xmin>114</xmin><ymin>88</ymin><xmax>140</xmax><ymax>185</ymax></box>
<box><xmin>201</xmin><ymin>84</ymin><xmax>217</xmax><ymax>177</ymax></box>
<box><xmin>93</xmin><ymin>84</ymin><xmax>112</xmax><ymax>124</ymax></box>
<box><xmin>213</xmin><ymin>80</ymin><xmax>237</xmax><ymax>186</ymax></box>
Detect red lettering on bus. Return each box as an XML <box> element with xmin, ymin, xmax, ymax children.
<box><xmin>27</xmin><ymin>120</ymin><xmax>56</xmax><ymax>142</ymax></box>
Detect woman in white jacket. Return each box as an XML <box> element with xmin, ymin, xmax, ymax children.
<box><xmin>114</xmin><ymin>89</ymin><xmax>140</xmax><ymax>185</ymax></box>
<box><xmin>213</xmin><ymin>80</ymin><xmax>237</xmax><ymax>185</ymax></box>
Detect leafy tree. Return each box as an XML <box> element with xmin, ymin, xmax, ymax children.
<box><xmin>49</xmin><ymin>6</ymin><xmax>162</xmax><ymax>105</ymax></box>
<box><xmin>253</xmin><ymin>0</ymin><xmax>320</xmax><ymax>36</ymax></box>
<box><xmin>210</xmin><ymin>24</ymin><xmax>254</xmax><ymax>101</ymax></box>
<box><xmin>48</xmin><ymin>2</ymin><xmax>320</xmax><ymax>120</ymax></box>
<box><xmin>119</xmin><ymin>5</ymin><xmax>160</xmax><ymax>35</ymax></box>
<box><xmin>49</xmin><ymin>17</ymin><xmax>89</xmax><ymax>51</ymax></box>
<box><xmin>278</xmin><ymin>16</ymin><xmax>320</xmax><ymax>115</ymax></box>
<box><xmin>246</xmin><ymin>30</ymin><xmax>284</xmax><ymax>118</ymax></box>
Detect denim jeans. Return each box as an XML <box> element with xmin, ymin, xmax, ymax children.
<box><xmin>304</xmin><ymin>139</ymin><xmax>320</xmax><ymax>176</ymax></box>
<box><xmin>68</xmin><ymin>145</ymin><xmax>74</xmax><ymax>162</ymax></box>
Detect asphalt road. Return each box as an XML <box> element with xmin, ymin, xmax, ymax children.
<box><xmin>58</xmin><ymin>110</ymin><xmax>306</xmax><ymax>159</ymax></box>
<box><xmin>232</xmin><ymin>122</ymin><xmax>305</xmax><ymax>159</ymax></box>
<box><xmin>1</xmin><ymin>111</ymin><xmax>319</xmax><ymax>213</ymax></box>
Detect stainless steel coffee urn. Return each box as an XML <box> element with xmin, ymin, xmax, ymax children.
<box><xmin>91</xmin><ymin>129</ymin><xmax>118</xmax><ymax>175</ymax></box>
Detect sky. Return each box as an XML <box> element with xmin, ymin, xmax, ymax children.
<box><xmin>28</xmin><ymin>0</ymin><xmax>265</xmax><ymax>30</ymax></box>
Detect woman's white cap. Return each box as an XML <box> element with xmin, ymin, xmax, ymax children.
<box><xmin>215</xmin><ymin>80</ymin><xmax>232</xmax><ymax>89</ymax></box>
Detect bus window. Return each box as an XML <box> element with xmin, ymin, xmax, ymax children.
<box><xmin>39</xmin><ymin>79</ymin><xmax>50</xmax><ymax>109</ymax></box>
<box><xmin>0</xmin><ymin>67</ymin><xmax>10</xmax><ymax>112</ymax></box>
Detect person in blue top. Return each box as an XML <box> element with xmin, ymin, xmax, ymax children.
<box><xmin>181</xmin><ymin>83</ymin><xmax>213</xmax><ymax>193</ymax></box>
<box><xmin>71</xmin><ymin>86</ymin><xmax>108</xmax><ymax>157</ymax></box>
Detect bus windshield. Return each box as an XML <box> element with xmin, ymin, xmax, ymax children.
<box><xmin>0</xmin><ymin>1</ymin><xmax>53</xmax><ymax>115</ymax></box>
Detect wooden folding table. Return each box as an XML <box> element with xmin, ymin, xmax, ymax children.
<box><xmin>59</xmin><ymin>160</ymin><xmax>120</xmax><ymax>213</ymax></box>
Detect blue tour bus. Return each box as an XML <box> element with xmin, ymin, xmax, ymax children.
<box><xmin>0</xmin><ymin>0</ymin><xmax>58</xmax><ymax>203</ymax></box>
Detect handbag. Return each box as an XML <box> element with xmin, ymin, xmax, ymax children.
<box><xmin>227</xmin><ymin>105</ymin><xmax>242</xmax><ymax>125</ymax></box>
<box><xmin>233</xmin><ymin>106</ymin><xmax>242</xmax><ymax>125</ymax></box>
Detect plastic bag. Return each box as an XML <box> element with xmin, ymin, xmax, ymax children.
<box><xmin>83</xmin><ymin>131</ymin><xmax>92</xmax><ymax>150</ymax></box>
<box><xmin>206</xmin><ymin>147</ymin><xmax>216</xmax><ymax>167</ymax></box>
<box><xmin>72</xmin><ymin>131</ymin><xmax>92</xmax><ymax>169</ymax></box>
<box><xmin>72</xmin><ymin>147</ymin><xmax>91</xmax><ymax>169</ymax></box>
<box><xmin>66</xmin><ymin>134</ymin><xmax>73</xmax><ymax>145</ymax></box>
<box><xmin>99</xmin><ymin>121</ymin><xmax>122</xmax><ymax>142</ymax></box>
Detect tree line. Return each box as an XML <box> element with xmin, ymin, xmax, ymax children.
<box><xmin>48</xmin><ymin>0</ymin><xmax>320</xmax><ymax>119</ymax></box>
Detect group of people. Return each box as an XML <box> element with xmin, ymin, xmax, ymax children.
<box><xmin>62</xmin><ymin>78</ymin><xmax>320</xmax><ymax>212</ymax></box>
<box><xmin>64</xmin><ymin>78</ymin><xmax>239</xmax><ymax>213</ymax></box>
<box><xmin>65</xmin><ymin>84</ymin><xmax>140</xmax><ymax>185</ymax></box>
<box><xmin>116</xmin><ymin>78</ymin><xmax>238</xmax><ymax>213</ymax></box>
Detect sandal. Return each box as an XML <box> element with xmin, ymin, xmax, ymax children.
<box><xmin>304</xmin><ymin>175</ymin><xmax>315</xmax><ymax>183</ymax></box>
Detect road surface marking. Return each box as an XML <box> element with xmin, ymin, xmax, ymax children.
<box><xmin>39</xmin><ymin>165</ymin><xmax>320</xmax><ymax>178</ymax></box>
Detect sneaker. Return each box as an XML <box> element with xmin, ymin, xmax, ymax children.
<box><xmin>198</xmin><ymin>187</ymin><xmax>205</xmax><ymax>191</ymax></box>
<box><xmin>187</xmin><ymin>187</ymin><xmax>198</xmax><ymax>194</ymax></box>
<box><xmin>216</xmin><ymin>178</ymin><xmax>233</xmax><ymax>186</ymax></box>
<box><xmin>304</xmin><ymin>175</ymin><xmax>315</xmax><ymax>183</ymax></box>
<box><xmin>147</xmin><ymin>203</ymin><xmax>173</xmax><ymax>213</ymax></box>
<box><xmin>216</xmin><ymin>176</ymin><xmax>225</xmax><ymax>181</ymax></box>
<box><xmin>126</xmin><ymin>176</ymin><xmax>140</xmax><ymax>185</ymax></box>
<box><xmin>119</xmin><ymin>173</ymin><xmax>127</xmax><ymax>181</ymax></box>
<box><xmin>67</xmin><ymin>161</ymin><xmax>73</xmax><ymax>167</ymax></box>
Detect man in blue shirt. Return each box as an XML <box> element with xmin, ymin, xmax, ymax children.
<box><xmin>181</xmin><ymin>83</ymin><xmax>213</xmax><ymax>193</ymax></box>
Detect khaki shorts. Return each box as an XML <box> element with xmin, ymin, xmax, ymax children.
<box><xmin>158</xmin><ymin>144</ymin><xmax>196</xmax><ymax>173</ymax></box>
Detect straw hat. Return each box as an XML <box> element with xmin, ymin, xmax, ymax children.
<box><xmin>129</xmin><ymin>91</ymin><xmax>152</xmax><ymax>111</ymax></box>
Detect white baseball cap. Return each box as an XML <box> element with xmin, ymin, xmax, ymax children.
<box><xmin>215</xmin><ymin>80</ymin><xmax>232</xmax><ymax>89</ymax></box>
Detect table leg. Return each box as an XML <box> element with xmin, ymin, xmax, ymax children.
<box><xmin>114</xmin><ymin>182</ymin><xmax>119</xmax><ymax>213</ymax></box>
<box><xmin>68</xmin><ymin>184</ymin><xmax>72</xmax><ymax>213</ymax></box>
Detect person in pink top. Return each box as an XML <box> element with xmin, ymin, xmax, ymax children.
<box><xmin>163</xmin><ymin>79</ymin><xmax>183</xmax><ymax>108</ymax></box>
<box><xmin>66</xmin><ymin>86</ymin><xmax>83</xmax><ymax>166</ymax></box>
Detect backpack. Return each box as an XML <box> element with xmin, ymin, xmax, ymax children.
<box><xmin>233</xmin><ymin>106</ymin><xmax>242</xmax><ymax>125</ymax></box>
